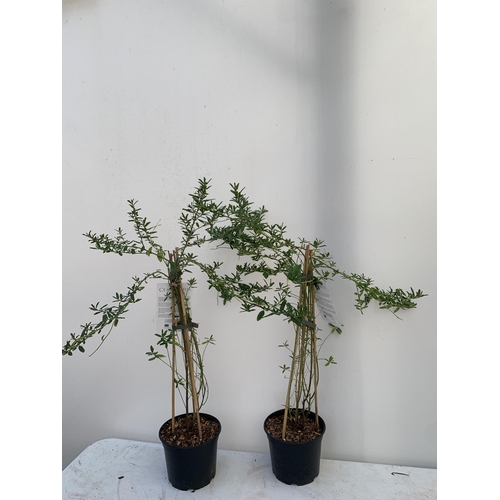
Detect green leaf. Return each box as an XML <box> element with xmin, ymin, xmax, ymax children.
<box><xmin>257</xmin><ymin>310</ymin><xmax>265</xmax><ymax>321</ymax></box>
<box><xmin>324</xmin><ymin>356</ymin><xmax>337</xmax><ymax>366</ymax></box>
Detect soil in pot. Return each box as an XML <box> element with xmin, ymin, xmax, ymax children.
<box><xmin>159</xmin><ymin>413</ymin><xmax>221</xmax><ymax>491</ymax></box>
<box><xmin>160</xmin><ymin>413</ymin><xmax>219</xmax><ymax>446</ymax></box>
<box><xmin>265</xmin><ymin>411</ymin><xmax>323</xmax><ymax>442</ymax></box>
<box><xmin>264</xmin><ymin>409</ymin><xmax>326</xmax><ymax>486</ymax></box>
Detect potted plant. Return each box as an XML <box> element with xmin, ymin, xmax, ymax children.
<box><xmin>63</xmin><ymin>179</ymin><xmax>234</xmax><ymax>491</ymax></box>
<box><xmin>200</xmin><ymin>183</ymin><xmax>426</xmax><ymax>485</ymax></box>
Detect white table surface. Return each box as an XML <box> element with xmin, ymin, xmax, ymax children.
<box><xmin>62</xmin><ymin>438</ymin><xmax>437</xmax><ymax>499</ymax></box>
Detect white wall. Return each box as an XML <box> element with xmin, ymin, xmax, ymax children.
<box><xmin>62</xmin><ymin>0</ymin><xmax>436</xmax><ymax>470</ymax></box>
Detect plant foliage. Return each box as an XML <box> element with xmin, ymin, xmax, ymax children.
<box><xmin>63</xmin><ymin>179</ymin><xmax>229</xmax><ymax>439</ymax></box>
<box><xmin>197</xmin><ymin>183</ymin><xmax>426</xmax><ymax>437</ymax></box>
<box><xmin>63</xmin><ymin>178</ymin><xmax>425</xmax><ymax>440</ymax></box>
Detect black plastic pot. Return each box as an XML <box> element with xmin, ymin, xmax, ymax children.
<box><xmin>159</xmin><ymin>413</ymin><xmax>221</xmax><ymax>491</ymax></box>
<box><xmin>264</xmin><ymin>409</ymin><xmax>326</xmax><ymax>486</ymax></box>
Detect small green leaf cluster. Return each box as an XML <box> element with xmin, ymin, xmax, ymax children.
<box><xmin>62</xmin><ymin>273</ymin><xmax>164</xmax><ymax>356</ymax></box>
<box><xmin>63</xmin><ymin>179</ymin><xmax>222</xmax><ymax>357</ymax></box>
<box><xmin>350</xmin><ymin>273</ymin><xmax>425</xmax><ymax>315</ymax></box>
<box><xmin>196</xmin><ymin>183</ymin><xmax>426</xmax><ymax>327</ymax></box>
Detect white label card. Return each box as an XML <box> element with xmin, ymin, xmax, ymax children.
<box><xmin>315</xmin><ymin>283</ymin><xmax>342</xmax><ymax>329</ymax></box>
<box><xmin>156</xmin><ymin>282</ymin><xmax>171</xmax><ymax>332</ymax></box>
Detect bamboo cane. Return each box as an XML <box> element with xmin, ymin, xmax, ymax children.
<box><xmin>282</xmin><ymin>244</ymin><xmax>311</xmax><ymax>440</ymax></box>
<box><xmin>296</xmin><ymin>247</ymin><xmax>311</xmax><ymax>417</ymax></box>
<box><xmin>310</xmin><ymin>274</ymin><xmax>320</xmax><ymax>430</ymax></box>
<box><xmin>178</xmin><ymin>278</ymin><xmax>203</xmax><ymax>441</ymax></box>
<box><xmin>168</xmin><ymin>251</ymin><xmax>177</xmax><ymax>432</ymax></box>
<box><xmin>170</xmin><ymin>275</ymin><xmax>177</xmax><ymax>431</ymax></box>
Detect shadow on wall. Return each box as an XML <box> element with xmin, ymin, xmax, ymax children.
<box><xmin>62</xmin><ymin>0</ymin><xmax>98</xmax><ymax>7</ymax></box>
<box><xmin>315</xmin><ymin>2</ymin><xmax>364</xmax><ymax>458</ymax></box>
<box><xmin>169</xmin><ymin>0</ymin><xmax>316</xmax><ymax>79</ymax></box>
